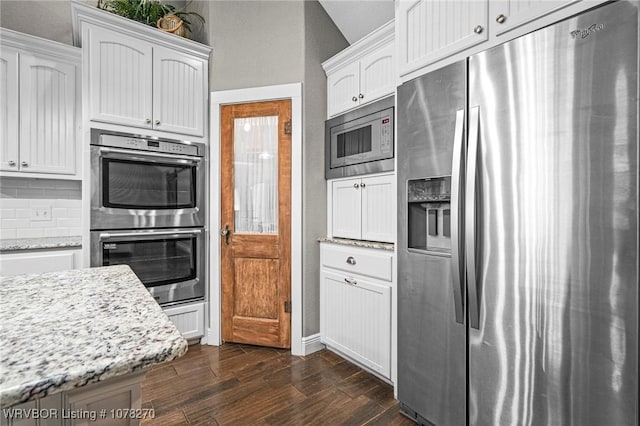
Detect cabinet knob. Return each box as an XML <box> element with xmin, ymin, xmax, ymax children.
<box><xmin>353</xmin><ymin>183</ymin><xmax>360</xmax><ymax>189</ymax></box>
<box><xmin>496</xmin><ymin>14</ymin><xmax>507</xmax><ymax>24</ymax></box>
<box><xmin>346</xmin><ymin>256</ymin><xmax>356</xmax><ymax>265</ymax></box>
<box><xmin>352</xmin><ymin>96</ymin><xmax>358</xmax><ymax>102</ymax></box>
<box><xmin>145</xmin><ymin>118</ymin><xmax>152</xmax><ymax>125</ymax></box>
<box><xmin>21</xmin><ymin>161</ymin><xmax>28</xmax><ymax>167</ymax></box>
<box><xmin>358</xmin><ymin>93</ymin><xmax>364</xmax><ymax>99</ymax></box>
<box><xmin>8</xmin><ymin>160</ymin><xmax>16</xmax><ymax>166</ymax></box>
<box><xmin>154</xmin><ymin>120</ymin><xmax>161</xmax><ymax>126</ymax></box>
<box><xmin>360</xmin><ymin>182</ymin><xmax>366</xmax><ymax>188</ymax></box>
<box><xmin>474</xmin><ymin>25</ymin><xmax>484</xmax><ymax>34</ymax></box>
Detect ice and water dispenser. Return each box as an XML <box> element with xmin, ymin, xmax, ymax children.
<box><xmin>407</xmin><ymin>176</ymin><xmax>451</xmax><ymax>252</ymax></box>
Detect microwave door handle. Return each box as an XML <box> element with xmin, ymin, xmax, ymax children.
<box><xmin>100</xmin><ymin>229</ymin><xmax>202</xmax><ymax>239</ymax></box>
<box><xmin>98</xmin><ymin>146</ymin><xmax>202</xmax><ymax>163</ymax></box>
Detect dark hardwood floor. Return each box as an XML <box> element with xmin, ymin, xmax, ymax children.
<box><xmin>141</xmin><ymin>343</ymin><xmax>414</xmax><ymax>425</ymax></box>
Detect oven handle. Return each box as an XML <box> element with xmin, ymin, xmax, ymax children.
<box><xmin>99</xmin><ymin>229</ymin><xmax>202</xmax><ymax>239</ymax></box>
<box><xmin>98</xmin><ymin>146</ymin><xmax>202</xmax><ymax>163</ymax></box>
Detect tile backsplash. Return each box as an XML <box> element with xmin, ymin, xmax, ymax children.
<box><xmin>0</xmin><ymin>178</ymin><xmax>82</xmax><ymax>239</ymax></box>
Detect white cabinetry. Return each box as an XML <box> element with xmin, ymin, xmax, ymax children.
<box><xmin>491</xmin><ymin>0</ymin><xmax>580</xmax><ymax>35</ymax></box>
<box><xmin>323</xmin><ymin>20</ymin><xmax>395</xmax><ymax>118</ymax></box>
<box><xmin>0</xmin><ymin>29</ymin><xmax>80</xmax><ymax>178</ymax></box>
<box><xmin>320</xmin><ymin>243</ymin><xmax>393</xmax><ymax>380</ymax></box>
<box><xmin>397</xmin><ymin>0</ymin><xmax>488</xmax><ymax>77</ymax></box>
<box><xmin>0</xmin><ymin>249</ymin><xmax>82</xmax><ymax>277</ymax></box>
<box><xmin>163</xmin><ymin>301</ymin><xmax>205</xmax><ymax>341</ymax></box>
<box><xmin>72</xmin><ymin>0</ymin><xmax>210</xmax><ymax>140</ymax></box>
<box><xmin>330</xmin><ymin>173</ymin><xmax>394</xmax><ymax>243</ymax></box>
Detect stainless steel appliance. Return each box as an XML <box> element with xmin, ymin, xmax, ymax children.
<box><xmin>90</xmin><ymin>129</ymin><xmax>205</xmax><ymax>230</ymax></box>
<box><xmin>90</xmin><ymin>228</ymin><xmax>205</xmax><ymax>306</ymax></box>
<box><xmin>397</xmin><ymin>2</ymin><xmax>638</xmax><ymax>425</ymax></box>
<box><xmin>325</xmin><ymin>96</ymin><xmax>394</xmax><ymax>179</ymax></box>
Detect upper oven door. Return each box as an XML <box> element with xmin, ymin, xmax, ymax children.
<box><xmin>91</xmin><ymin>145</ymin><xmax>205</xmax><ymax>229</ymax></box>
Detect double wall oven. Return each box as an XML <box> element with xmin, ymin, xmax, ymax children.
<box><xmin>90</xmin><ymin>130</ymin><xmax>206</xmax><ymax>306</ymax></box>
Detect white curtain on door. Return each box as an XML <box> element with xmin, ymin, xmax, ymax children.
<box><xmin>233</xmin><ymin>116</ymin><xmax>278</xmax><ymax>234</ymax></box>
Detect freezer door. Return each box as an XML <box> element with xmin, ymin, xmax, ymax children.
<box><xmin>467</xmin><ymin>2</ymin><xmax>638</xmax><ymax>425</ymax></box>
<box><xmin>397</xmin><ymin>60</ymin><xmax>466</xmax><ymax>426</ymax></box>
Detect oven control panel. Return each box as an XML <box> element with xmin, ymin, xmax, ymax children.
<box><xmin>97</xmin><ymin>133</ymin><xmax>202</xmax><ymax>157</ymax></box>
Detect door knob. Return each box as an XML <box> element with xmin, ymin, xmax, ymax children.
<box><xmin>21</xmin><ymin>161</ymin><xmax>28</xmax><ymax>167</ymax></box>
<box><xmin>220</xmin><ymin>225</ymin><xmax>230</xmax><ymax>245</ymax></box>
<box><xmin>353</xmin><ymin>183</ymin><xmax>360</xmax><ymax>189</ymax></box>
<box><xmin>154</xmin><ymin>120</ymin><xmax>161</xmax><ymax>126</ymax></box>
<box><xmin>496</xmin><ymin>14</ymin><xmax>506</xmax><ymax>24</ymax></box>
<box><xmin>8</xmin><ymin>160</ymin><xmax>16</xmax><ymax>166</ymax></box>
<box><xmin>358</xmin><ymin>93</ymin><xmax>364</xmax><ymax>99</ymax></box>
<box><xmin>360</xmin><ymin>182</ymin><xmax>366</xmax><ymax>188</ymax></box>
<box><xmin>145</xmin><ymin>118</ymin><xmax>152</xmax><ymax>125</ymax></box>
<box><xmin>352</xmin><ymin>96</ymin><xmax>358</xmax><ymax>102</ymax></box>
<box><xmin>474</xmin><ymin>25</ymin><xmax>484</xmax><ymax>34</ymax></box>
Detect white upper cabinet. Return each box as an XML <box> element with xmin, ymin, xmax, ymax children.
<box><xmin>72</xmin><ymin>0</ymin><xmax>211</xmax><ymax>140</ymax></box>
<box><xmin>88</xmin><ymin>27</ymin><xmax>153</xmax><ymax>129</ymax></box>
<box><xmin>397</xmin><ymin>0</ymin><xmax>488</xmax><ymax>77</ymax></box>
<box><xmin>153</xmin><ymin>46</ymin><xmax>205</xmax><ymax>136</ymax></box>
<box><xmin>0</xmin><ymin>46</ymin><xmax>19</xmax><ymax>173</ymax></box>
<box><xmin>491</xmin><ymin>0</ymin><xmax>580</xmax><ymax>36</ymax></box>
<box><xmin>0</xmin><ymin>29</ymin><xmax>80</xmax><ymax>178</ymax></box>
<box><xmin>20</xmin><ymin>54</ymin><xmax>77</xmax><ymax>175</ymax></box>
<box><xmin>323</xmin><ymin>20</ymin><xmax>395</xmax><ymax>118</ymax></box>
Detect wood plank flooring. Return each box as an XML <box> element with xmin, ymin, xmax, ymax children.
<box><xmin>141</xmin><ymin>343</ymin><xmax>414</xmax><ymax>425</ymax></box>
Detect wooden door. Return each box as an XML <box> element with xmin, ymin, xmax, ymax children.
<box><xmin>152</xmin><ymin>45</ymin><xmax>205</xmax><ymax>137</ymax></box>
<box><xmin>220</xmin><ymin>100</ymin><xmax>292</xmax><ymax>348</ymax></box>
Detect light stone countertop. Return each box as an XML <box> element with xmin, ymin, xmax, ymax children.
<box><xmin>0</xmin><ymin>236</ymin><xmax>82</xmax><ymax>252</ymax></box>
<box><xmin>0</xmin><ymin>265</ymin><xmax>188</xmax><ymax>408</ymax></box>
<box><xmin>318</xmin><ymin>237</ymin><xmax>395</xmax><ymax>251</ymax></box>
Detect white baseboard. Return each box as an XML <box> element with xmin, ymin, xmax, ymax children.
<box><xmin>301</xmin><ymin>333</ymin><xmax>324</xmax><ymax>355</ymax></box>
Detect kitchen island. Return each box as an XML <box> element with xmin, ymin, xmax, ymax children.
<box><xmin>0</xmin><ymin>265</ymin><xmax>188</xmax><ymax>425</ymax></box>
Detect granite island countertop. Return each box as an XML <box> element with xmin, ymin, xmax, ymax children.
<box><xmin>0</xmin><ymin>236</ymin><xmax>82</xmax><ymax>252</ymax></box>
<box><xmin>0</xmin><ymin>265</ymin><xmax>188</xmax><ymax>408</ymax></box>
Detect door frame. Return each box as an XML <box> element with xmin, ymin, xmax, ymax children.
<box><xmin>208</xmin><ymin>83</ymin><xmax>303</xmax><ymax>355</ymax></box>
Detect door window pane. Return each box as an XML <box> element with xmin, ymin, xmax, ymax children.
<box><xmin>233</xmin><ymin>116</ymin><xmax>278</xmax><ymax>234</ymax></box>
<box><xmin>103</xmin><ymin>159</ymin><xmax>196</xmax><ymax>209</ymax></box>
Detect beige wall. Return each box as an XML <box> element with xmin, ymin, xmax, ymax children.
<box><xmin>0</xmin><ymin>1</ymin><xmax>75</xmax><ymax>44</ymax></box>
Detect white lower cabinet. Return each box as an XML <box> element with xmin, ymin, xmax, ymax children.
<box><xmin>320</xmin><ymin>243</ymin><xmax>392</xmax><ymax>380</ymax></box>
<box><xmin>162</xmin><ymin>301</ymin><xmax>205</xmax><ymax>341</ymax></box>
<box><xmin>0</xmin><ymin>249</ymin><xmax>82</xmax><ymax>277</ymax></box>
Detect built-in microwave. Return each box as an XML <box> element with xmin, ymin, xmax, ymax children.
<box><xmin>325</xmin><ymin>96</ymin><xmax>394</xmax><ymax>179</ymax></box>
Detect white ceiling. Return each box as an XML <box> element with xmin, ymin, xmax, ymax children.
<box><xmin>319</xmin><ymin>0</ymin><xmax>395</xmax><ymax>44</ymax></box>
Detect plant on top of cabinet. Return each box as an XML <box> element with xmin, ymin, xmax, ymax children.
<box><xmin>97</xmin><ymin>0</ymin><xmax>205</xmax><ymax>39</ymax></box>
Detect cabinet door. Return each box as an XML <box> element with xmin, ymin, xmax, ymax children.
<box><xmin>0</xmin><ymin>250</ymin><xmax>78</xmax><ymax>277</ymax></box>
<box><xmin>398</xmin><ymin>0</ymin><xmax>488</xmax><ymax>75</ymax></box>
<box><xmin>361</xmin><ymin>174</ymin><xmax>395</xmax><ymax>243</ymax></box>
<box><xmin>19</xmin><ymin>54</ymin><xmax>76</xmax><ymax>175</ymax></box>
<box><xmin>88</xmin><ymin>26</ymin><xmax>153</xmax><ymax>129</ymax></box>
<box><xmin>0</xmin><ymin>46</ymin><xmax>19</xmax><ymax>172</ymax></box>
<box><xmin>359</xmin><ymin>41</ymin><xmax>395</xmax><ymax>106</ymax></box>
<box><xmin>163</xmin><ymin>301</ymin><xmax>205</xmax><ymax>340</ymax></box>
<box><xmin>152</xmin><ymin>46</ymin><xmax>205</xmax><ymax>137</ymax></box>
<box><xmin>327</xmin><ymin>61</ymin><xmax>360</xmax><ymax>117</ymax></box>
<box><xmin>331</xmin><ymin>178</ymin><xmax>362</xmax><ymax>239</ymax></box>
<box><xmin>491</xmin><ymin>0</ymin><xmax>578</xmax><ymax>35</ymax></box>
<box><xmin>320</xmin><ymin>270</ymin><xmax>392</xmax><ymax>378</ymax></box>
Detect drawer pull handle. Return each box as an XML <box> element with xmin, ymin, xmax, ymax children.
<box><xmin>346</xmin><ymin>256</ymin><xmax>356</xmax><ymax>265</ymax></box>
<box><xmin>344</xmin><ymin>277</ymin><xmax>357</xmax><ymax>286</ymax></box>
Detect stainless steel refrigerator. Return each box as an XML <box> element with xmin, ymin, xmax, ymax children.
<box><xmin>397</xmin><ymin>2</ymin><xmax>638</xmax><ymax>425</ymax></box>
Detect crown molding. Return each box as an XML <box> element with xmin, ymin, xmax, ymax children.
<box><xmin>0</xmin><ymin>28</ymin><xmax>81</xmax><ymax>63</ymax></box>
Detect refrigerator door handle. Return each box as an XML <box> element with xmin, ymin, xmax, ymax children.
<box><xmin>450</xmin><ymin>108</ymin><xmax>465</xmax><ymax>324</ymax></box>
<box><xmin>466</xmin><ymin>105</ymin><xmax>481</xmax><ymax>330</ymax></box>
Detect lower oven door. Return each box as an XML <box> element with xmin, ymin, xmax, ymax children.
<box><xmin>90</xmin><ymin>228</ymin><xmax>205</xmax><ymax>306</ymax></box>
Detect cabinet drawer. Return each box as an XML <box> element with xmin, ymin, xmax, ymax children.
<box><xmin>321</xmin><ymin>244</ymin><xmax>392</xmax><ymax>282</ymax></box>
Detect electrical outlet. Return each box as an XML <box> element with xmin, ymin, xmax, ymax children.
<box><xmin>31</xmin><ymin>207</ymin><xmax>52</xmax><ymax>221</ymax></box>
